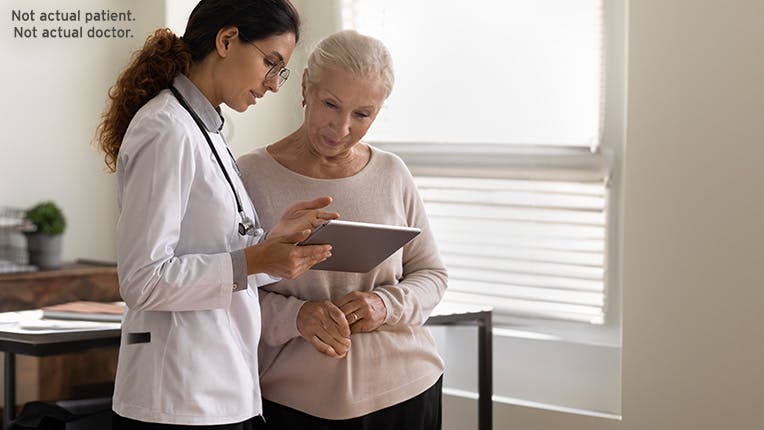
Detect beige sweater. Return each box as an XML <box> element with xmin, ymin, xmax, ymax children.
<box><xmin>237</xmin><ymin>145</ymin><xmax>447</xmax><ymax>419</ymax></box>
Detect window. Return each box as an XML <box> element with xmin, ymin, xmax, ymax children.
<box><xmin>343</xmin><ymin>0</ymin><xmax>618</xmax><ymax>325</ymax></box>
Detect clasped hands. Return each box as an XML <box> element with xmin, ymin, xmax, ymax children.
<box><xmin>245</xmin><ymin>196</ymin><xmax>338</xmax><ymax>278</ymax></box>
<box><xmin>296</xmin><ymin>291</ymin><xmax>387</xmax><ymax>358</ymax></box>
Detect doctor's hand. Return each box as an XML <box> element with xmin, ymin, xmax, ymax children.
<box><xmin>335</xmin><ymin>291</ymin><xmax>387</xmax><ymax>334</ymax></box>
<box><xmin>245</xmin><ymin>230</ymin><xmax>331</xmax><ymax>279</ymax></box>
<box><xmin>269</xmin><ymin>196</ymin><xmax>339</xmax><ymax>238</ymax></box>
<box><xmin>297</xmin><ymin>301</ymin><xmax>351</xmax><ymax>358</ymax></box>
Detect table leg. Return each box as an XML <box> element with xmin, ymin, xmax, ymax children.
<box><xmin>4</xmin><ymin>351</ymin><xmax>16</xmax><ymax>428</ymax></box>
<box><xmin>477</xmin><ymin>312</ymin><xmax>493</xmax><ymax>430</ymax></box>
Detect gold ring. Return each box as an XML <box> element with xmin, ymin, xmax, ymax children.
<box><xmin>351</xmin><ymin>312</ymin><xmax>358</xmax><ymax>322</ymax></box>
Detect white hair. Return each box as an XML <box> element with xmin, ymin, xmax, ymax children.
<box><xmin>305</xmin><ymin>30</ymin><xmax>394</xmax><ymax>99</ymax></box>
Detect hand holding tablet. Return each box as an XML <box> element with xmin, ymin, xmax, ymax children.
<box><xmin>298</xmin><ymin>220</ymin><xmax>421</xmax><ymax>273</ymax></box>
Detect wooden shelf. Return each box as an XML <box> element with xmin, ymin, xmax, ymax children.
<box><xmin>0</xmin><ymin>262</ymin><xmax>120</xmax><ymax>313</ymax></box>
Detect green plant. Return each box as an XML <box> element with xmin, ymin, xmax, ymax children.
<box><xmin>25</xmin><ymin>201</ymin><xmax>66</xmax><ymax>235</ymax></box>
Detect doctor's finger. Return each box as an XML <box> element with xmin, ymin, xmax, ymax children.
<box><xmin>298</xmin><ymin>249</ymin><xmax>333</xmax><ymax>269</ymax></box>
<box><xmin>313</xmin><ymin>210</ymin><xmax>340</xmax><ymax>221</ymax></box>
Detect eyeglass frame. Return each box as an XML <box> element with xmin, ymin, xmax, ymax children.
<box><xmin>249</xmin><ymin>42</ymin><xmax>290</xmax><ymax>87</ymax></box>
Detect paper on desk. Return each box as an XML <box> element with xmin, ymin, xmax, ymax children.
<box><xmin>0</xmin><ymin>310</ymin><xmax>120</xmax><ymax>334</ymax></box>
<box><xmin>0</xmin><ymin>310</ymin><xmax>44</xmax><ymax>324</ymax></box>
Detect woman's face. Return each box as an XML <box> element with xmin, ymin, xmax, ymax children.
<box><xmin>303</xmin><ymin>67</ymin><xmax>387</xmax><ymax>158</ymax></box>
<box><xmin>219</xmin><ymin>31</ymin><xmax>296</xmax><ymax>112</ymax></box>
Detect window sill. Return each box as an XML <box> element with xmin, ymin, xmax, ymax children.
<box><xmin>430</xmin><ymin>322</ymin><xmax>622</xmax><ymax>415</ymax></box>
<box><xmin>443</xmin><ymin>387</ymin><xmax>622</xmax><ymax>421</ymax></box>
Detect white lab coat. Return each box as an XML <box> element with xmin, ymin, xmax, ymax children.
<box><xmin>111</xmin><ymin>75</ymin><xmax>275</xmax><ymax>425</ymax></box>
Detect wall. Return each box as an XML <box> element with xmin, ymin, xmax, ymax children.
<box><xmin>621</xmin><ymin>0</ymin><xmax>764</xmax><ymax>428</ymax></box>
<box><xmin>0</xmin><ymin>0</ymin><xmax>165</xmax><ymax>263</ymax></box>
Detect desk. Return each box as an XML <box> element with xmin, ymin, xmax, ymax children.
<box><xmin>0</xmin><ymin>262</ymin><xmax>121</xmax><ymax>415</ymax></box>
<box><xmin>427</xmin><ymin>303</ymin><xmax>493</xmax><ymax>430</ymax></box>
<box><xmin>2</xmin><ymin>303</ymin><xmax>492</xmax><ymax>430</ymax></box>
<box><xmin>0</xmin><ymin>315</ymin><xmax>120</xmax><ymax>428</ymax></box>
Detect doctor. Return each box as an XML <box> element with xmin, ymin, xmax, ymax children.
<box><xmin>95</xmin><ymin>1</ymin><xmax>335</xmax><ymax>429</ymax></box>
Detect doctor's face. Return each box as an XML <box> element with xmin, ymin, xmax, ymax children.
<box><xmin>220</xmin><ymin>31</ymin><xmax>296</xmax><ymax>112</ymax></box>
<box><xmin>302</xmin><ymin>67</ymin><xmax>386</xmax><ymax>158</ymax></box>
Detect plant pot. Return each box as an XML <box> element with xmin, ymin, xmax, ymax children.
<box><xmin>26</xmin><ymin>233</ymin><xmax>63</xmax><ymax>270</ymax></box>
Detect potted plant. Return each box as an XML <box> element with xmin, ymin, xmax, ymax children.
<box><xmin>25</xmin><ymin>201</ymin><xmax>66</xmax><ymax>269</ymax></box>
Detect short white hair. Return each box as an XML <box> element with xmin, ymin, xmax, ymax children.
<box><xmin>305</xmin><ymin>30</ymin><xmax>394</xmax><ymax>99</ymax></box>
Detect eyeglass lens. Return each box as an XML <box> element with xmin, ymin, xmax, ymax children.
<box><xmin>266</xmin><ymin>65</ymin><xmax>289</xmax><ymax>87</ymax></box>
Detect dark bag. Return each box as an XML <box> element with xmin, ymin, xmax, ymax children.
<box><xmin>7</xmin><ymin>397</ymin><xmax>111</xmax><ymax>430</ymax></box>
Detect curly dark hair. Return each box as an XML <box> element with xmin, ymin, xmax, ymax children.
<box><xmin>96</xmin><ymin>0</ymin><xmax>300</xmax><ymax>172</ymax></box>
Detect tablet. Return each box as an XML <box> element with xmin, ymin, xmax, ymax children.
<box><xmin>298</xmin><ymin>220</ymin><xmax>421</xmax><ymax>273</ymax></box>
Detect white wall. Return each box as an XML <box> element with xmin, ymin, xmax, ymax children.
<box><xmin>621</xmin><ymin>0</ymin><xmax>764</xmax><ymax>428</ymax></box>
<box><xmin>0</xmin><ymin>0</ymin><xmax>166</xmax><ymax>263</ymax></box>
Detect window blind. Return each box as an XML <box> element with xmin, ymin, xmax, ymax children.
<box><xmin>377</xmin><ymin>143</ymin><xmax>608</xmax><ymax>324</ymax></box>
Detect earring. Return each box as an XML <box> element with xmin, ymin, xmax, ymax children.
<box><xmin>301</xmin><ymin>99</ymin><xmax>306</xmax><ymax>107</ymax></box>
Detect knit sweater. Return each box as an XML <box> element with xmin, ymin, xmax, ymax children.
<box><xmin>236</xmin><ymin>145</ymin><xmax>447</xmax><ymax>419</ymax></box>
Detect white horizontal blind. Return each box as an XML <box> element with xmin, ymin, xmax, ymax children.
<box><xmin>378</xmin><ymin>143</ymin><xmax>608</xmax><ymax>324</ymax></box>
<box><xmin>425</xmin><ymin>176</ymin><xmax>605</xmax><ymax>324</ymax></box>
<box><xmin>344</xmin><ymin>0</ymin><xmax>608</xmax><ymax>324</ymax></box>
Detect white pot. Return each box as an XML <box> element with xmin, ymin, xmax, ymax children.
<box><xmin>26</xmin><ymin>233</ymin><xmax>63</xmax><ymax>270</ymax></box>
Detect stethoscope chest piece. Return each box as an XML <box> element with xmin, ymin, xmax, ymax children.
<box><xmin>238</xmin><ymin>212</ymin><xmax>264</xmax><ymax>237</ymax></box>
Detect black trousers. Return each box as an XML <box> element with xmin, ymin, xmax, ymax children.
<box><xmin>112</xmin><ymin>413</ymin><xmax>266</xmax><ymax>430</ymax></box>
<box><xmin>261</xmin><ymin>375</ymin><xmax>443</xmax><ymax>430</ymax></box>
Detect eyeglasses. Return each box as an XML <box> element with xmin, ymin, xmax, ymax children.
<box><xmin>250</xmin><ymin>43</ymin><xmax>290</xmax><ymax>87</ymax></box>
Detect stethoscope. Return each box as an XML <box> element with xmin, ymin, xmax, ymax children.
<box><xmin>169</xmin><ymin>85</ymin><xmax>264</xmax><ymax>237</ymax></box>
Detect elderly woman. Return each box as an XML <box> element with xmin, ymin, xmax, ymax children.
<box><xmin>237</xmin><ymin>30</ymin><xmax>447</xmax><ymax>429</ymax></box>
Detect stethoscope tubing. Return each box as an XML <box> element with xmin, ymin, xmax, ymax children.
<box><xmin>169</xmin><ymin>85</ymin><xmax>262</xmax><ymax>237</ymax></box>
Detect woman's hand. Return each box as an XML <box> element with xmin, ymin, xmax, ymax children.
<box><xmin>245</xmin><ymin>230</ymin><xmax>331</xmax><ymax>279</ymax></box>
<box><xmin>269</xmin><ymin>196</ymin><xmax>339</xmax><ymax>238</ymax></box>
<box><xmin>297</xmin><ymin>301</ymin><xmax>351</xmax><ymax>358</ymax></box>
<box><xmin>335</xmin><ymin>291</ymin><xmax>387</xmax><ymax>334</ymax></box>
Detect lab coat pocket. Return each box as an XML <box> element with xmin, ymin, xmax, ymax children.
<box><xmin>159</xmin><ymin>310</ymin><xmax>254</xmax><ymax>415</ymax></box>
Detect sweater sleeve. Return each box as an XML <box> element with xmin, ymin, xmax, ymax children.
<box><xmin>372</xmin><ymin>162</ymin><xmax>448</xmax><ymax>327</ymax></box>
<box><xmin>258</xmin><ymin>289</ymin><xmax>306</xmax><ymax>346</ymax></box>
